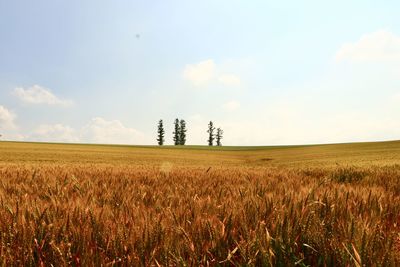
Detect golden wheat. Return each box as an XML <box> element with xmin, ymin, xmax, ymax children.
<box><xmin>0</xmin><ymin>141</ymin><xmax>399</xmax><ymax>266</ymax></box>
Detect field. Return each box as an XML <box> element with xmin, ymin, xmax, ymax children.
<box><xmin>0</xmin><ymin>141</ymin><xmax>399</xmax><ymax>266</ymax></box>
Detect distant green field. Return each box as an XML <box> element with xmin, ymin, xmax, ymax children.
<box><xmin>1</xmin><ymin>140</ymin><xmax>399</xmax><ymax>168</ymax></box>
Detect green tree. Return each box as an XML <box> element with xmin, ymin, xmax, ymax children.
<box><xmin>156</xmin><ymin>120</ymin><xmax>165</xmax><ymax>145</ymax></box>
<box><xmin>207</xmin><ymin>121</ymin><xmax>215</xmax><ymax>146</ymax></box>
<box><xmin>216</xmin><ymin>127</ymin><xmax>223</xmax><ymax>146</ymax></box>
<box><xmin>173</xmin><ymin>118</ymin><xmax>180</xmax><ymax>145</ymax></box>
<box><xmin>179</xmin><ymin>119</ymin><xmax>187</xmax><ymax>145</ymax></box>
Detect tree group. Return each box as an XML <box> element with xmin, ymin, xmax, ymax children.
<box><xmin>207</xmin><ymin>121</ymin><xmax>223</xmax><ymax>146</ymax></box>
<box><xmin>156</xmin><ymin>120</ymin><xmax>165</xmax><ymax>145</ymax></box>
<box><xmin>173</xmin><ymin>118</ymin><xmax>187</xmax><ymax>145</ymax></box>
<box><xmin>157</xmin><ymin>119</ymin><xmax>223</xmax><ymax>146</ymax></box>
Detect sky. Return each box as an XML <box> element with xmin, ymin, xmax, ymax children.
<box><xmin>0</xmin><ymin>0</ymin><xmax>400</xmax><ymax>146</ymax></box>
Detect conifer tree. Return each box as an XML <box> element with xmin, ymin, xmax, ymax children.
<box><xmin>173</xmin><ymin>118</ymin><xmax>180</xmax><ymax>145</ymax></box>
<box><xmin>216</xmin><ymin>127</ymin><xmax>223</xmax><ymax>146</ymax></box>
<box><xmin>207</xmin><ymin>121</ymin><xmax>215</xmax><ymax>146</ymax></box>
<box><xmin>179</xmin><ymin>119</ymin><xmax>187</xmax><ymax>145</ymax></box>
<box><xmin>156</xmin><ymin>120</ymin><xmax>165</xmax><ymax>145</ymax></box>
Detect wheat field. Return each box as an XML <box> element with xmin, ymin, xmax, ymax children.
<box><xmin>0</xmin><ymin>141</ymin><xmax>399</xmax><ymax>266</ymax></box>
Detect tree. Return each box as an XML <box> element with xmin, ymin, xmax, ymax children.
<box><xmin>207</xmin><ymin>121</ymin><xmax>215</xmax><ymax>146</ymax></box>
<box><xmin>179</xmin><ymin>119</ymin><xmax>187</xmax><ymax>145</ymax></box>
<box><xmin>216</xmin><ymin>127</ymin><xmax>223</xmax><ymax>146</ymax></box>
<box><xmin>173</xmin><ymin>118</ymin><xmax>180</xmax><ymax>145</ymax></box>
<box><xmin>156</xmin><ymin>120</ymin><xmax>165</xmax><ymax>145</ymax></box>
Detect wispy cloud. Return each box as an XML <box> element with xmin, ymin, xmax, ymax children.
<box><xmin>222</xmin><ymin>100</ymin><xmax>241</xmax><ymax>111</ymax></box>
<box><xmin>335</xmin><ymin>30</ymin><xmax>400</xmax><ymax>62</ymax></box>
<box><xmin>27</xmin><ymin>117</ymin><xmax>148</xmax><ymax>145</ymax></box>
<box><xmin>1</xmin><ymin>112</ymin><xmax>150</xmax><ymax>145</ymax></box>
<box><xmin>80</xmin><ymin>117</ymin><xmax>147</xmax><ymax>144</ymax></box>
<box><xmin>218</xmin><ymin>74</ymin><xmax>241</xmax><ymax>87</ymax></box>
<box><xmin>31</xmin><ymin>124</ymin><xmax>79</xmax><ymax>143</ymax></box>
<box><xmin>13</xmin><ymin>85</ymin><xmax>73</xmax><ymax>106</ymax></box>
<box><xmin>183</xmin><ymin>59</ymin><xmax>241</xmax><ymax>88</ymax></box>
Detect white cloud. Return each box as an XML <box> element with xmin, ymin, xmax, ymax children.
<box><xmin>80</xmin><ymin>117</ymin><xmax>147</xmax><ymax>144</ymax></box>
<box><xmin>31</xmin><ymin>124</ymin><xmax>79</xmax><ymax>143</ymax></box>
<box><xmin>218</xmin><ymin>74</ymin><xmax>241</xmax><ymax>87</ymax></box>
<box><xmin>14</xmin><ymin>85</ymin><xmax>73</xmax><ymax>106</ymax></box>
<box><xmin>0</xmin><ymin>105</ymin><xmax>24</xmax><ymax>141</ymax></box>
<box><xmin>0</xmin><ymin>105</ymin><xmax>17</xmax><ymax>131</ymax></box>
<box><xmin>183</xmin><ymin>59</ymin><xmax>242</xmax><ymax>88</ymax></box>
<box><xmin>183</xmin><ymin>59</ymin><xmax>216</xmax><ymax>86</ymax></box>
<box><xmin>335</xmin><ymin>30</ymin><xmax>400</xmax><ymax>62</ymax></box>
<box><xmin>23</xmin><ymin>117</ymin><xmax>148</xmax><ymax>145</ymax></box>
<box><xmin>222</xmin><ymin>100</ymin><xmax>241</xmax><ymax>111</ymax></box>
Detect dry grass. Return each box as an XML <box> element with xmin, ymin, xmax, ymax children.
<box><xmin>0</xmin><ymin>141</ymin><xmax>399</xmax><ymax>266</ymax></box>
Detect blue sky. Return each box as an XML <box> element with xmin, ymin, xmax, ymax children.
<box><xmin>0</xmin><ymin>0</ymin><xmax>399</xmax><ymax>145</ymax></box>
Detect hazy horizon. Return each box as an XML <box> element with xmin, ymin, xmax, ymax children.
<box><xmin>1</xmin><ymin>1</ymin><xmax>400</xmax><ymax>146</ymax></box>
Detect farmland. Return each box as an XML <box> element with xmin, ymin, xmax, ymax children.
<box><xmin>0</xmin><ymin>141</ymin><xmax>399</xmax><ymax>266</ymax></box>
